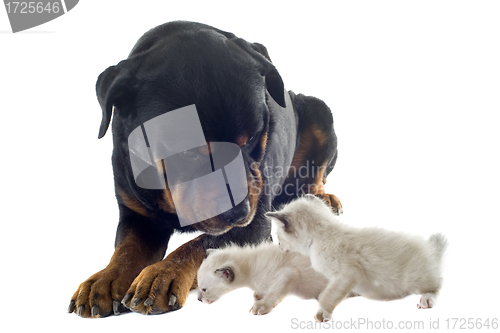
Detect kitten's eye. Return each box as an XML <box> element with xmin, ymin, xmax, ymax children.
<box><xmin>202</xmin><ymin>288</ymin><xmax>207</xmax><ymax>292</ymax></box>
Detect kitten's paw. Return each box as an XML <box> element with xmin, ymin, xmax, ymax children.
<box><xmin>315</xmin><ymin>307</ymin><xmax>332</xmax><ymax>322</ymax></box>
<box><xmin>250</xmin><ymin>300</ymin><xmax>275</xmax><ymax>315</ymax></box>
<box><xmin>253</xmin><ymin>292</ymin><xmax>264</xmax><ymax>301</ymax></box>
<box><xmin>417</xmin><ymin>293</ymin><xmax>437</xmax><ymax>309</ymax></box>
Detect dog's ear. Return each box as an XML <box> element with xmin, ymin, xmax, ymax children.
<box><xmin>252</xmin><ymin>43</ymin><xmax>286</xmax><ymax>109</ymax></box>
<box><xmin>234</xmin><ymin>39</ymin><xmax>286</xmax><ymax>108</ymax></box>
<box><xmin>95</xmin><ymin>59</ymin><xmax>136</xmax><ymax>139</ymax></box>
<box><xmin>262</xmin><ymin>65</ymin><xmax>286</xmax><ymax>109</ymax></box>
<box><xmin>215</xmin><ymin>266</ymin><xmax>234</xmax><ymax>283</ymax></box>
<box><xmin>249</xmin><ymin>43</ymin><xmax>272</xmax><ymax>62</ymax></box>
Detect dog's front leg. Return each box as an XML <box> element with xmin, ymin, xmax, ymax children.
<box><xmin>121</xmin><ymin>234</ymin><xmax>208</xmax><ymax>314</ymax></box>
<box><xmin>68</xmin><ymin>205</ymin><xmax>172</xmax><ymax>318</ymax></box>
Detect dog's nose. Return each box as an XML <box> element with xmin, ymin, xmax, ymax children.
<box><xmin>220</xmin><ymin>198</ymin><xmax>250</xmax><ymax>225</ymax></box>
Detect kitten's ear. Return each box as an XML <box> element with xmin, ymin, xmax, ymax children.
<box><xmin>206</xmin><ymin>249</ymin><xmax>217</xmax><ymax>257</ymax></box>
<box><xmin>265</xmin><ymin>211</ymin><xmax>282</xmax><ymax>219</ymax></box>
<box><xmin>266</xmin><ymin>211</ymin><xmax>289</xmax><ymax>224</ymax></box>
<box><xmin>304</xmin><ymin>194</ymin><xmax>322</xmax><ymax>202</ymax></box>
<box><xmin>267</xmin><ymin>211</ymin><xmax>286</xmax><ymax>224</ymax></box>
<box><xmin>215</xmin><ymin>267</ymin><xmax>235</xmax><ymax>283</ymax></box>
<box><xmin>266</xmin><ymin>212</ymin><xmax>293</xmax><ymax>233</ymax></box>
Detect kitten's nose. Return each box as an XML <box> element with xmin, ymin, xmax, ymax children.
<box><xmin>197</xmin><ymin>293</ymin><xmax>202</xmax><ymax>302</ymax></box>
<box><xmin>220</xmin><ymin>198</ymin><xmax>250</xmax><ymax>225</ymax></box>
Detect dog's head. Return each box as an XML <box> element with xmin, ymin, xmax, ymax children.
<box><xmin>95</xmin><ymin>22</ymin><xmax>286</xmax><ymax>235</ymax></box>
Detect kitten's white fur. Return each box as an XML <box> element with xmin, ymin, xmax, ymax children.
<box><xmin>197</xmin><ymin>242</ymin><xmax>337</xmax><ymax>315</ymax></box>
<box><xmin>267</xmin><ymin>195</ymin><xmax>447</xmax><ymax>322</ymax></box>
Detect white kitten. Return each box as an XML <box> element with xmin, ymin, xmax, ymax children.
<box><xmin>267</xmin><ymin>194</ymin><xmax>448</xmax><ymax>322</ymax></box>
<box><xmin>197</xmin><ymin>242</ymin><xmax>355</xmax><ymax>315</ymax></box>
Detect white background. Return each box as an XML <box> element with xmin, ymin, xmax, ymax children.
<box><xmin>1</xmin><ymin>1</ymin><xmax>499</xmax><ymax>332</ymax></box>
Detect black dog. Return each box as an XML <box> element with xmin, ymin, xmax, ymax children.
<box><xmin>69</xmin><ymin>21</ymin><xmax>342</xmax><ymax>317</ymax></box>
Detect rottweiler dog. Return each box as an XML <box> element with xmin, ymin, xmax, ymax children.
<box><xmin>68</xmin><ymin>21</ymin><xmax>342</xmax><ymax>318</ymax></box>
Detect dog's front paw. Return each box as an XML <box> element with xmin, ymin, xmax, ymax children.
<box><xmin>316</xmin><ymin>193</ymin><xmax>343</xmax><ymax>214</ymax></box>
<box><xmin>314</xmin><ymin>307</ymin><xmax>333</xmax><ymax>322</ymax></box>
<box><xmin>68</xmin><ymin>266</ymin><xmax>132</xmax><ymax>318</ymax></box>
<box><xmin>250</xmin><ymin>299</ymin><xmax>276</xmax><ymax>315</ymax></box>
<box><xmin>121</xmin><ymin>259</ymin><xmax>195</xmax><ymax>315</ymax></box>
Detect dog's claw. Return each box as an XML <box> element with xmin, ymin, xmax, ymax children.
<box><xmin>113</xmin><ymin>300</ymin><xmax>121</xmax><ymax>315</ymax></box>
<box><xmin>68</xmin><ymin>300</ymin><xmax>76</xmax><ymax>313</ymax></box>
<box><xmin>132</xmin><ymin>297</ymin><xmax>142</xmax><ymax>307</ymax></box>
<box><xmin>169</xmin><ymin>294</ymin><xmax>177</xmax><ymax>306</ymax></box>
<box><xmin>78</xmin><ymin>305</ymin><xmax>84</xmax><ymax>316</ymax></box>
<box><xmin>149</xmin><ymin>307</ymin><xmax>164</xmax><ymax>315</ymax></box>
<box><xmin>91</xmin><ymin>305</ymin><xmax>100</xmax><ymax>317</ymax></box>
<box><xmin>112</xmin><ymin>300</ymin><xmax>130</xmax><ymax>315</ymax></box>
<box><xmin>122</xmin><ymin>293</ymin><xmax>132</xmax><ymax>306</ymax></box>
<box><xmin>144</xmin><ymin>298</ymin><xmax>154</xmax><ymax>306</ymax></box>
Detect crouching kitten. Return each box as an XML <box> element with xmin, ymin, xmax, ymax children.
<box><xmin>267</xmin><ymin>195</ymin><xmax>448</xmax><ymax>322</ymax></box>
<box><xmin>197</xmin><ymin>242</ymin><xmax>355</xmax><ymax>315</ymax></box>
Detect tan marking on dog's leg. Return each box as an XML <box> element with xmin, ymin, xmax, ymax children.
<box><xmin>116</xmin><ymin>188</ymin><xmax>149</xmax><ymax>217</ymax></box>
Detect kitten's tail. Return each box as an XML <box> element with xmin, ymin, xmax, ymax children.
<box><xmin>428</xmin><ymin>233</ymin><xmax>448</xmax><ymax>265</ymax></box>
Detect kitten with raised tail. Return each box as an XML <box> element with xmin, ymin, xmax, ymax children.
<box><xmin>197</xmin><ymin>242</ymin><xmax>357</xmax><ymax>315</ymax></box>
<box><xmin>267</xmin><ymin>194</ymin><xmax>448</xmax><ymax>322</ymax></box>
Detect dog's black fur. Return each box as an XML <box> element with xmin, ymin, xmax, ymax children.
<box><xmin>69</xmin><ymin>21</ymin><xmax>341</xmax><ymax>318</ymax></box>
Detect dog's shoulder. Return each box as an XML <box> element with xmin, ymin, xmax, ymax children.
<box><xmin>289</xmin><ymin>91</ymin><xmax>334</xmax><ymax>132</ymax></box>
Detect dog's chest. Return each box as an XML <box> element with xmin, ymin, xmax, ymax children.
<box><xmin>261</xmin><ymin>91</ymin><xmax>297</xmax><ymax>187</ymax></box>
